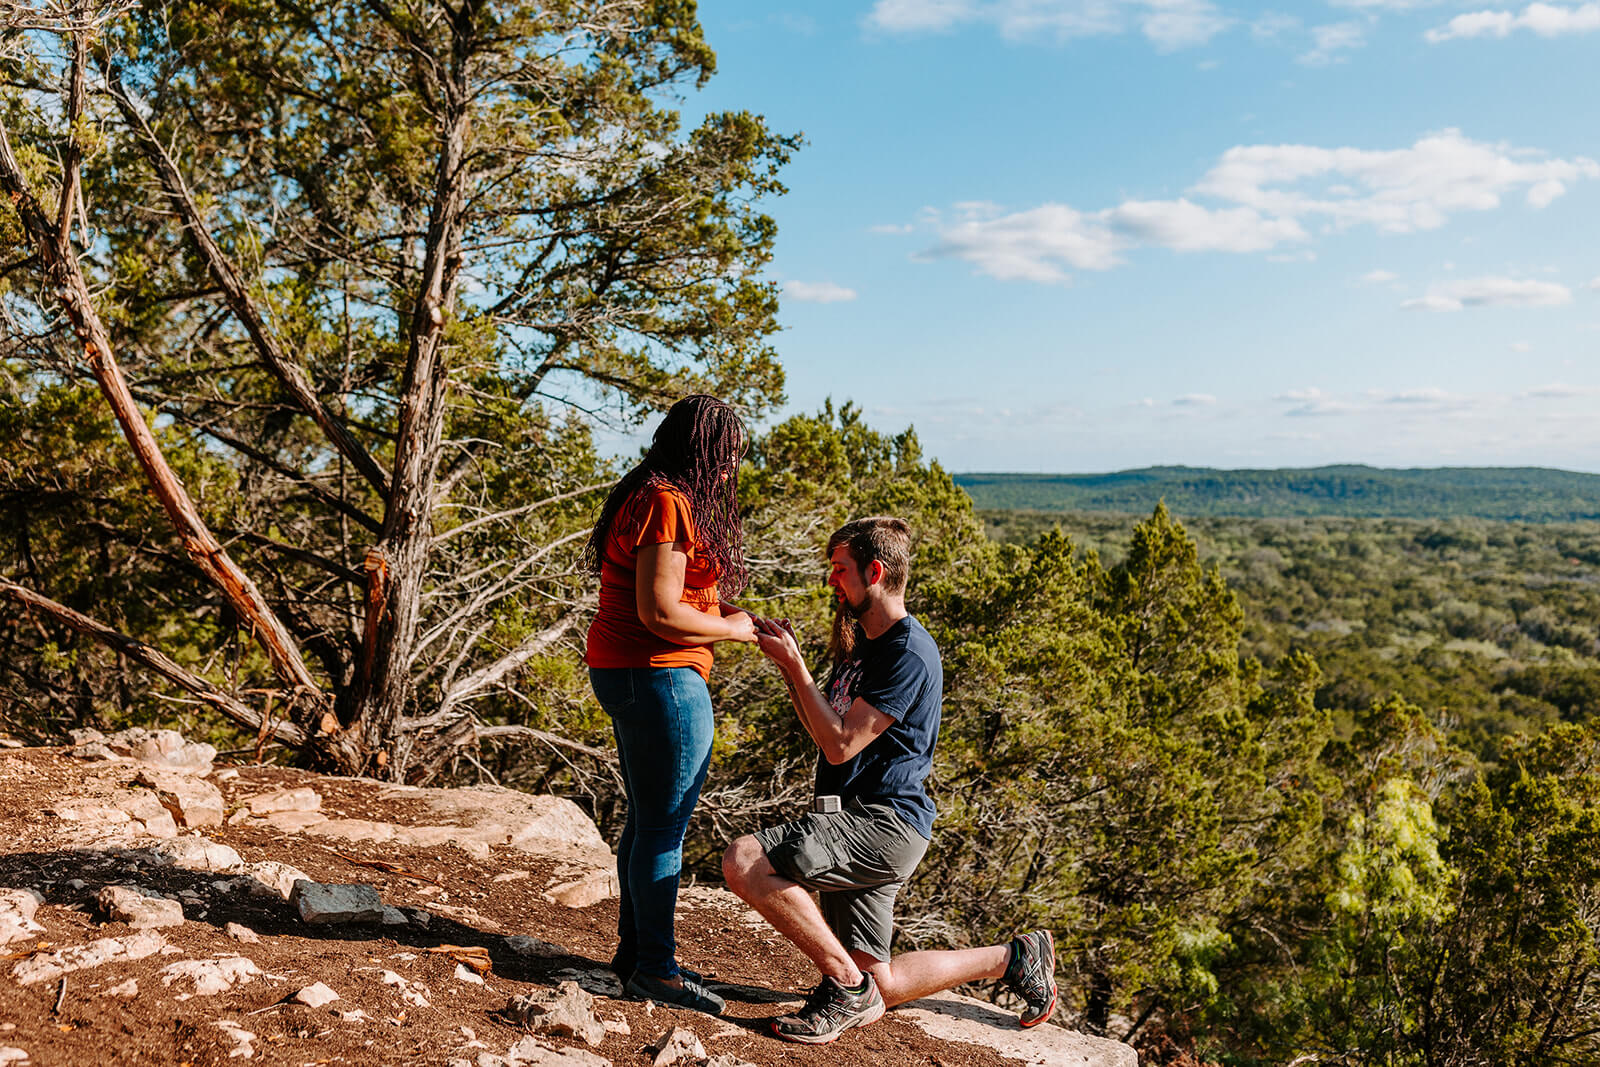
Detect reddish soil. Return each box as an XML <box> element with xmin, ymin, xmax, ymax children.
<box><xmin>0</xmin><ymin>748</ymin><xmax>1054</xmax><ymax>1066</ymax></box>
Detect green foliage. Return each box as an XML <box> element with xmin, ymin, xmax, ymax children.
<box><xmin>960</xmin><ymin>466</ymin><xmax>1600</xmax><ymax>522</ymax></box>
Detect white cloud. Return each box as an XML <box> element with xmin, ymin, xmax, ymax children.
<box><xmin>1586</xmin><ymin>276</ymin><xmax>1600</xmax><ymax>290</ymax></box>
<box><xmin>1274</xmin><ymin>387</ymin><xmax>1328</xmax><ymax>401</ymax></box>
<box><xmin>1299</xmin><ymin>21</ymin><xmax>1368</xmax><ymax>64</ymax></box>
<box><xmin>917</xmin><ymin>131</ymin><xmax>1597</xmax><ymax>283</ymax></box>
<box><xmin>866</xmin><ymin>0</ymin><xmax>1228</xmax><ymax>49</ymax></box>
<box><xmin>1362</xmin><ymin>269</ymin><xmax>1399</xmax><ymax>283</ymax></box>
<box><xmin>922</xmin><ymin>203</ymin><xmax>1123</xmax><ymax>282</ymax></box>
<box><xmin>1510</xmin><ymin>340</ymin><xmax>1532</xmax><ymax>351</ymax></box>
<box><xmin>1106</xmin><ymin>199</ymin><xmax>1306</xmax><ymax>251</ymax></box>
<box><xmin>1379</xmin><ymin>387</ymin><xmax>1458</xmax><ymax>404</ymax></box>
<box><xmin>1401</xmin><ymin>276</ymin><xmax>1573</xmax><ymax>311</ymax></box>
<box><xmin>1333</xmin><ymin>0</ymin><xmax>1444</xmax><ymax>8</ymax></box>
<box><xmin>1173</xmin><ymin>393</ymin><xmax>1217</xmax><ymax>405</ymax></box>
<box><xmin>868</xmin><ymin>223</ymin><xmax>915</xmax><ymax>235</ymax></box>
<box><xmin>1192</xmin><ymin>129</ymin><xmax>1600</xmax><ymax>231</ymax></box>
<box><xmin>783</xmin><ymin>280</ymin><xmax>859</xmax><ymax>303</ymax></box>
<box><xmin>1251</xmin><ymin>12</ymin><xmax>1300</xmax><ymax>40</ymax></box>
<box><xmin>1524</xmin><ymin>383</ymin><xmax>1597</xmax><ymax>397</ymax></box>
<box><xmin>1426</xmin><ymin>2</ymin><xmax>1600</xmax><ymax>41</ymax></box>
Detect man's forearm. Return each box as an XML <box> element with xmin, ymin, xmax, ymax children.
<box><xmin>778</xmin><ymin>660</ymin><xmax>848</xmax><ymax>763</ymax></box>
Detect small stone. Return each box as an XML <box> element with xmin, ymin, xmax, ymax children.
<box><xmin>604</xmin><ymin>1017</ymin><xmax>631</xmax><ymax>1036</ymax></box>
<box><xmin>491</xmin><ymin>870</ymin><xmax>531</xmax><ymax>883</ymax></box>
<box><xmin>98</xmin><ymin>885</ymin><xmax>185</xmax><ymax>929</ymax></box>
<box><xmin>503</xmin><ymin>981</ymin><xmax>605</xmax><ymax>1047</ymax></box>
<box><xmin>381</xmin><ymin>907</ymin><xmax>409</xmax><ymax>927</ymax></box>
<box><xmin>648</xmin><ymin>1027</ymin><xmax>706</xmax><ymax>1067</ymax></box>
<box><xmin>290</xmin><ymin>880</ymin><xmax>384</xmax><ymax>925</ymax></box>
<box><xmin>214</xmin><ymin>1020</ymin><xmax>255</xmax><ymax>1059</ymax></box>
<box><xmin>335</xmin><ymin>1009</ymin><xmax>371</xmax><ymax>1023</ymax></box>
<box><xmin>0</xmin><ymin>1048</ymin><xmax>27</xmax><ymax>1064</ymax></box>
<box><xmin>241</xmin><ymin>861</ymin><xmax>313</xmax><ymax>899</ymax></box>
<box><xmin>455</xmin><ymin>962</ymin><xmax>484</xmax><ymax>984</ymax></box>
<box><xmin>504</xmin><ymin>935</ymin><xmax>564</xmax><ymax>958</ymax></box>
<box><xmin>159</xmin><ymin>957</ymin><xmax>262</xmax><ymax>996</ymax></box>
<box><xmin>104</xmin><ymin>978</ymin><xmax>140</xmax><ymax>998</ymax></box>
<box><xmin>225</xmin><ymin>922</ymin><xmax>261</xmax><ymax>943</ymax></box>
<box><xmin>292</xmin><ymin>982</ymin><xmax>340</xmax><ymax>1007</ymax></box>
<box><xmin>705</xmin><ymin>1056</ymin><xmax>759</xmax><ymax>1067</ymax></box>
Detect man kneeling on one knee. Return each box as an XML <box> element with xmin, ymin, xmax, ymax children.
<box><xmin>722</xmin><ymin>516</ymin><xmax>1058</xmax><ymax>1045</ymax></box>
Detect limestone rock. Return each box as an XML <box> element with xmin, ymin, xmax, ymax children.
<box><xmin>70</xmin><ymin>727</ymin><xmax>215</xmax><ymax>775</ymax></box>
<box><xmin>291</xmin><ymin>880</ymin><xmax>385</xmax><ymax>925</ymax></box>
<box><xmin>252</xmin><ymin>810</ymin><xmax>328</xmax><ymax>832</ymax></box>
<box><xmin>13</xmin><ymin>930</ymin><xmax>169</xmax><ymax>985</ymax></box>
<box><xmin>897</xmin><ymin>990</ymin><xmax>1140</xmax><ymax>1067</ymax></box>
<box><xmin>132</xmin><ymin>769</ymin><xmax>224</xmax><ymax>827</ymax></box>
<box><xmin>303</xmin><ymin>818</ymin><xmax>394</xmax><ymax>844</ymax></box>
<box><xmin>159</xmin><ymin>956</ymin><xmax>262</xmax><ymax>997</ymax></box>
<box><xmin>380</xmin><ymin>783</ymin><xmax>610</xmax><ymax>863</ymax></box>
<box><xmin>504</xmin><ymin>982</ymin><xmax>606</xmax><ymax>1047</ymax></box>
<box><xmin>241</xmin><ymin>860</ymin><xmax>314</xmax><ymax>899</ymax></box>
<box><xmin>647</xmin><ymin>1026</ymin><xmax>706</xmax><ymax>1066</ymax></box>
<box><xmin>705</xmin><ymin>1056</ymin><xmax>758</xmax><ymax>1067</ymax></box>
<box><xmin>541</xmin><ymin>868</ymin><xmax>619</xmax><ymax>909</ymax></box>
<box><xmin>214</xmin><ymin>1020</ymin><xmax>256</xmax><ymax>1059</ymax></box>
<box><xmin>243</xmin><ymin>786</ymin><xmax>321</xmax><ymax>815</ymax></box>
<box><xmin>145</xmin><ymin>835</ymin><xmax>243</xmax><ymax>873</ymax></box>
<box><xmin>225</xmin><ymin>922</ymin><xmax>261</xmax><ymax>943</ymax></box>
<box><xmin>292</xmin><ymin>982</ymin><xmax>340</xmax><ymax>1007</ymax></box>
<box><xmin>103</xmin><ymin>979</ymin><xmax>139</xmax><ymax>998</ymax></box>
<box><xmin>0</xmin><ymin>1048</ymin><xmax>26</xmax><ymax>1065</ymax></box>
<box><xmin>99</xmin><ymin>885</ymin><xmax>185</xmax><ymax>929</ymax></box>
<box><xmin>0</xmin><ymin>889</ymin><xmax>44</xmax><ymax>945</ymax></box>
<box><xmin>503</xmin><ymin>1037</ymin><xmax>612</xmax><ymax>1067</ymax></box>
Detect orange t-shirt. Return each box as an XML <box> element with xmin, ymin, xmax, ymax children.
<box><xmin>585</xmin><ymin>486</ymin><xmax>721</xmax><ymax>680</ymax></box>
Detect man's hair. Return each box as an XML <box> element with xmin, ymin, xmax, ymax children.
<box><xmin>827</xmin><ymin>516</ymin><xmax>912</xmax><ymax>595</ymax></box>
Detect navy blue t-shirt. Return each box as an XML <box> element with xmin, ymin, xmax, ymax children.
<box><xmin>815</xmin><ymin>615</ymin><xmax>942</xmax><ymax>839</ymax></box>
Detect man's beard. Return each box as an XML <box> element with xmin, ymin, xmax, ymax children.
<box><xmin>828</xmin><ymin>600</ymin><xmax>864</xmax><ymax>665</ymax></box>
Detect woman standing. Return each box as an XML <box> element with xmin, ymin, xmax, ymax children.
<box><xmin>584</xmin><ymin>395</ymin><xmax>756</xmax><ymax>1015</ymax></box>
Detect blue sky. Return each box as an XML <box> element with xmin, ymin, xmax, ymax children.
<box><xmin>674</xmin><ymin>0</ymin><xmax>1600</xmax><ymax>474</ymax></box>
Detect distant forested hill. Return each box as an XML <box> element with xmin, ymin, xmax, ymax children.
<box><xmin>953</xmin><ymin>465</ymin><xmax>1600</xmax><ymax>521</ymax></box>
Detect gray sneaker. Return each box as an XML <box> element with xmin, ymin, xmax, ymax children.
<box><xmin>625</xmin><ymin>969</ymin><xmax>725</xmax><ymax>1016</ymax></box>
<box><xmin>1003</xmin><ymin>930</ymin><xmax>1058</xmax><ymax>1027</ymax></box>
<box><xmin>771</xmin><ymin>974</ymin><xmax>885</xmax><ymax>1044</ymax></box>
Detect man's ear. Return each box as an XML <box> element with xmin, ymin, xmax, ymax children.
<box><xmin>865</xmin><ymin>559</ymin><xmax>886</xmax><ymax>586</ymax></box>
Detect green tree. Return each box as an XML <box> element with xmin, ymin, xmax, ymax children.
<box><xmin>0</xmin><ymin>0</ymin><xmax>794</xmax><ymax>778</ymax></box>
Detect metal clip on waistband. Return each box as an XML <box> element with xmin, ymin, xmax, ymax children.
<box><xmin>812</xmin><ymin>794</ymin><xmax>842</xmax><ymax>814</ymax></box>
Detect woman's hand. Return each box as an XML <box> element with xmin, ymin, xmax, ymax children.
<box><xmin>724</xmin><ymin>609</ymin><xmax>758</xmax><ymax>644</ymax></box>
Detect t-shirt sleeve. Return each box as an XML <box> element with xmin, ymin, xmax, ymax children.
<box><xmin>856</xmin><ymin>641</ymin><xmax>933</xmax><ymax>723</ymax></box>
<box><xmin>630</xmin><ymin>489</ymin><xmax>696</xmax><ymax>555</ymax></box>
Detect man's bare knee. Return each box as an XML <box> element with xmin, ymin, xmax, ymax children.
<box><xmin>722</xmin><ymin>835</ymin><xmax>769</xmax><ymax>896</ymax></box>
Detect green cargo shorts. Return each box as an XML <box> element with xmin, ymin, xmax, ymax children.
<box><xmin>753</xmin><ymin>797</ymin><xmax>930</xmax><ymax>962</ymax></box>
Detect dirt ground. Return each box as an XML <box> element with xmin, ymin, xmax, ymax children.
<box><xmin>0</xmin><ymin>747</ymin><xmax>1104</xmax><ymax>1067</ymax></box>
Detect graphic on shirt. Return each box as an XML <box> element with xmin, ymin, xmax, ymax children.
<box><xmin>826</xmin><ymin>659</ymin><xmax>863</xmax><ymax>717</ymax></box>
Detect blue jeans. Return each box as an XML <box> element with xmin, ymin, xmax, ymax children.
<box><xmin>589</xmin><ymin>666</ymin><xmax>714</xmax><ymax>981</ymax></box>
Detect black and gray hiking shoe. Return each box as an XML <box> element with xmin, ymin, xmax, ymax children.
<box><xmin>625</xmin><ymin>970</ymin><xmax>725</xmax><ymax>1016</ymax></box>
<box><xmin>771</xmin><ymin>974</ymin><xmax>886</xmax><ymax>1044</ymax></box>
<box><xmin>610</xmin><ymin>951</ymin><xmax>700</xmax><ymax>985</ymax></box>
<box><xmin>1003</xmin><ymin>929</ymin><xmax>1058</xmax><ymax>1027</ymax></box>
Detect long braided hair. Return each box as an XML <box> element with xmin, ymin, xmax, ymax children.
<box><xmin>586</xmin><ymin>395</ymin><xmax>749</xmax><ymax>596</ymax></box>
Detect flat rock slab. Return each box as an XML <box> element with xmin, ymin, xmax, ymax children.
<box><xmin>13</xmin><ymin>930</ymin><xmax>169</xmax><ymax>985</ymax></box>
<box><xmin>896</xmin><ymin>991</ymin><xmax>1139</xmax><ymax>1066</ymax></box>
<box><xmin>379</xmin><ymin>783</ymin><xmax>610</xmax><ymax>862</ymax></box>
<box><xmin>160</xmin><ymin>956</ymin><xmax>262</xmax><ymax>997</ymax></box>
<box><xmin>291</xmin><ymin>880</ymin><xmax>385</xmax><ymax>924</ymax></box>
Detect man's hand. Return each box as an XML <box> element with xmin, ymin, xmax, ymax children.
<box><xmin>754</xmin><ymin>616</ymin><xmax>803</xmax><ymax>670</ymax></box>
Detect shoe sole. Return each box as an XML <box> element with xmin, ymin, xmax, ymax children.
<box><xmin>1018</xmin><ymin>930</ymin><xmax>1058</xmax><ymax>1028</ymax></box>
<box><xmin>770</xmin><ymin>998</ymin><xmax>886</xmax><ymax>1044</ymax></box>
